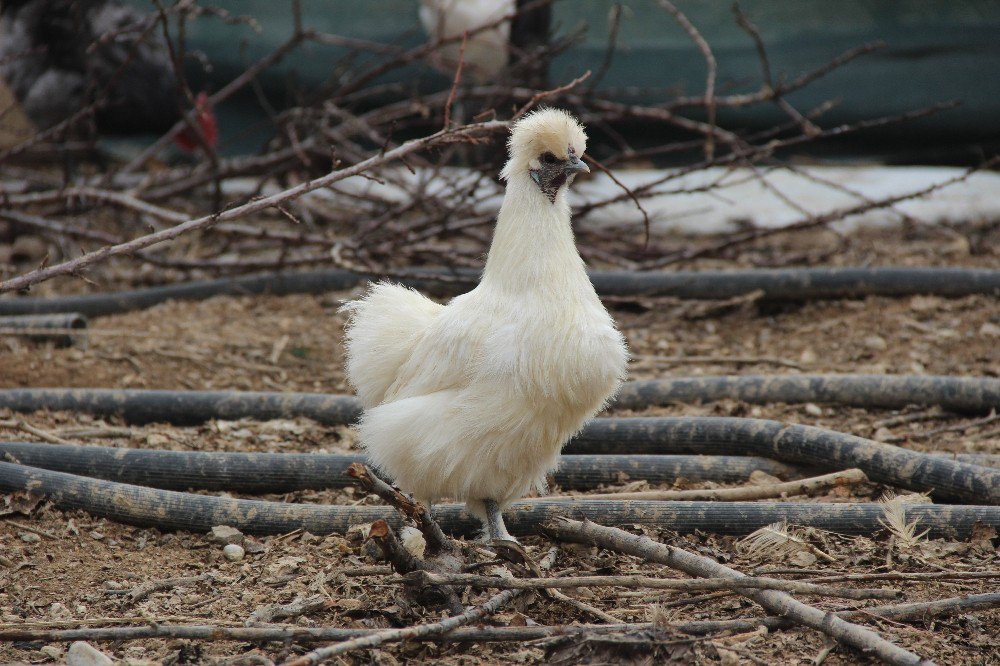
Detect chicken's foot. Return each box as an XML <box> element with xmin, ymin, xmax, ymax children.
<box><xmin>482</xmin><ymin>499</ymin><xmax>543</xmax><ymax>574</ymax></box>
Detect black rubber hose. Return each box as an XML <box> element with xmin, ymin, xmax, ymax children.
<box><xmin>0</xmin><ymin>461</ymin><xmax>994</xmax><ymax>538</ymax></box>
<box><xmin>566</xmin><ymin>417</ymin><xmax>1000</xmax><ymax>504</ymax></box>
<box><xmin>616</xmin><ymin>374</ymin><xmax>1000</xmax><ymax>415</ymax></box>
<box><xmin>0</xmin><ymin>388</ymin><xmax>363</xmax><ymax>426</ymax></box>
<box><xmin>1</xmin><ymin>375</ymin><xmax>997</xmax><ymax>424</ymax></box>
<box><xmin>0</xmin><ymin>442</ymin><xmax>803</xmax><ymax>492</ymax></box>
<box><xmin>0</xmin><ymin>312</ymin><xmax>88</xmax><ymax>347</ymax></box>
<box><xmin>1</xmin><ymin>267</ymin><xmax>997</xmax><ymax>317</ymax></box>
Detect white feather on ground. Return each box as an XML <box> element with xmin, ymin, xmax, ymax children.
<box><xmin>342</xmin><ymin>109</ymin><xmax>628</xmax><ymax>531</ymax></box>
<box><xmin>878</xmin><ymin>491</ymin><xmax>932</xmax><ymax>550</ymax></box>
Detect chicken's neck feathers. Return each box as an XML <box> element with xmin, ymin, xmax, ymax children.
<box><xmin>481</xmin><ymin>173</ymin><xmax>588</xmax><ymax>297</ymax></box>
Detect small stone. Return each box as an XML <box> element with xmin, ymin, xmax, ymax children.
<box><xmin>909</xmin><ymin>295</ymin><xmax>942</xmax><ymax>312</ymax></box>
<box><xmin>48</xmin><ymin>602</ymin><xmax>71</xmax><ymax>618</ymax></box>
<box><xmin>223</xmin><ymin>544</ymin><xmax>245</xmax><ymax>562</ymax></box>
<box><xmin>798</xmin><ymin>348</ymin><xmax>818</xmax><ymax>364</ymax></box>
<box><xmin>20</xmin><ymin>532</ymin><xmax>41</xmax><ymax>543</ymax></box>
<box><xmin>40</xmin><ymin>645</ymin><xmax>64</xmax><ymax>660</ymax></box>
<box><xmin>209</xmin><ymin>525</ymin><xmax>245</xmax><ymax>545</ymax></box>
<box><xmin>398</xmin><ymin>526</ymin><xmax>426</xmax><ymax>559</ymax></box>
<box><xmin>145</xmin><ymin>433</ymin><xmax>169</xmax><ymax>447</ymax></box>
<box><xmin>803</xmin><ymin>403</ymin><xmax>823</xmax><ymax>417</ymax></box>
<box><xmin>748</xmin><ymin>470</ymin><xmax>781</xmax><ymax>485</ymax></box>
<box><xmin>864</xmin><ymin>335</ymin><xmax>888</xmax><ymax>351</ymax></box>
<box><xmin>979</xmin><ymin>322</ymin><xmax>1000</xmax><ymax>337</ymax></box>
<box><xmin>243</xmin><ymin>536</ymin><xmax>266</xmax><ymax>554</ymax></box>
<box><xmin>789</xmin><ymin>550</ymin><xmax>818</xmax><ymax>567</ymax></box>
<box><xmin>89</xmin><ymin>531</ymin><xmax>104</xmax><ymax>541</ymax></box>
<box><xmin>66</xmin><ymin>641</ymin><xmax>114</xmax><ymax>666</ymax></box>
<box><xmin>874</xmin><ymin>427</ymin><xmax>893</xmax><ymax>442</ymax></box>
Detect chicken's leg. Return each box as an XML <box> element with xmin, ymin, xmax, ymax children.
<box><xmin>483</xmin><ymin>499</ymin><xmax>516</xmax><ymax>543</ymax></box>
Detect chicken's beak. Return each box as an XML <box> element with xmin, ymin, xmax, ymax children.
<box><xmin>565</xmin><ymin>155</ymin><xmax>590</xmax><ymax>175</ymax></box>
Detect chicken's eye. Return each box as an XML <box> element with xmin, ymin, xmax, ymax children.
<box><xmin>540</xmin><ymin>152</ymin><xmax>559</xmax><ymax>165</ymax></box>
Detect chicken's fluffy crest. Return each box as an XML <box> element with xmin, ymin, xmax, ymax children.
<box><xmin>501</xmin><ymin>107</ymin><xmax>588</xmax><ymax>180</ymax></box>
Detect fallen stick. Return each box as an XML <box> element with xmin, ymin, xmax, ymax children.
<box><xmin>247</xmin><ymin>596</ymin><xmax>329</xmax><ymax>626</ymax></box>
<box><xmin>5</xmin><ymin>592</ymin><xmax>997</xmax><ymax>644</ymax></box>
<box><xmin>114</xmin><ymin>573</ymin><xmax>214</xmax><ymax>604</ymax></box>
<box><xmin>544</xmin><ymin>518</ymin><xmax>933</xmax><ymax>666</ymax></box>
<box><xmin>801</xmin><ymin>571</ymin><xmax>1000</xmax><ymax>584</ymax></box>
<box><xmin>3</xmin><ymin>461</ymin><xmax>998</xmax><ymax>538</ymax></box>
<box><xmin>402</xmin><ymin>570</ymin><xmax>900</xmax><ymax>600</ymax></box>
<box><xmin>347</xmin><ymin>463</ymin><xmax>453</xmax><ymax>555</ymax></box>
<box><xmin>0</xmin><ymin>419</ymin><xmax>71</xmax><ymax>445</ymax></box>
<box><xmin>279</xmin><ymin>548</ymin><xmax>559</xmax><ymax>665</ymax></box>
<box><xmin>545</xmin><ymin>589</ymin><xmax>621</xmax><ymax>623</ymax></box>
<box><xmin>862</xmin><ymin>592</ymin><xmax>1000</xmax><ymax>622</ymax></box>
<box><xmin>550</xmin><ymin>468</ymin><xmax>867</xmax><ymax>502</ymax></box>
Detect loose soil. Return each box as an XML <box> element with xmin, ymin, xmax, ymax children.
<box><xmin>1</xmin><ymin>223</ymin><xmax>999</xmax><ymax>665</ymax></box>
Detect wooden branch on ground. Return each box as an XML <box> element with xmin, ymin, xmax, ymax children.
<box><xmin>366</xmin><ymin>520</ymin><xmax>425</xmax><ymax>575</ymax></box>
<box><xmin>3</xmin><ymin>592</ymin><xmax>997</xmax><ymax>644</ymax></box>
<box><xmin>0</xmin><ymin>418</ymin><xmax>71</xmax><ymax>445</ymax></box>
<box><xmin>347</xmin><ymin>463</ymin><xmax>453</xmax><ymax>555</ymax></box>
<box><xmin>279</xmin><ymin>548</ymin><xmax>559</xmax><ymax>665</ymax></box>
<box><xmin>366</xmin><ymin>520</ymin><xmax>463</xmax><ymax>615</ymax></box>
<box><xmin>859</xmin><ymin>592</ymin><xmax>1000</xmax><ymax>623</ymax></box>
<box><xmin>545</xmin><ymin>587</ymin><xmax>621</xmax><ymax>623</ymax></box>
<box><xmin>402</xmin><ymin>569</ymin><xmax>899</xmax><ymax>601</ymax></box>
<box><xmin>544</xmin><ymin>518</ymin><xmax>934</xmax><ymax>666</ymax></box>
<box><xmin>113</xmin><ymin>573</ymin><xmax>214</xmax><ymax>604</ymax></box>
<box><xmin>246</xmin><ymin>596</ymin><xmax>328</xmax><ymax>626</ymax></box>
<box><xmin>550</xmin><ymin>468</ymin><xmax>867</xmax><ymax>502</ymax></box>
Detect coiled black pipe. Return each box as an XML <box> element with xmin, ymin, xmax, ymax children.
<box><xmin>0</xmin><ymin>388</ymin><xmax>363</xmax><ymax>426</ymax></box>
<box><xmin>4</xmin><ymin>442</ymin><xmax>1000</xmax><ymax>496</ymax></box>
<box><xmin>0</xmin><ymin>375</ymin><xmax>997</xmax><ymax>424</ymax></box>
<box><xmin>616</xmin><ymin>375</ymin><xmax>1000</xmax><ymax>415</ymax></box>
<box><xmin>0</xmin><ymin>312</ymin><xmax>88</xmax><ymax>347</ymax></box>
<box><xmin>0</xmin><ymin>461</ymin><xmax>994</xmax><ymax>538</ymax></box>
<box><xmin>566</xmin><ymin>417</ymin><xmax>1000</xmax><ymax>504</ymax></box>
<box><xmin>0</xmin><ymin>442</ymin><xmax>802</xmax><ymax>492</ymax></box>
<box><xmin>1</xmin><ymin>267</ymin><xmax>997</xmax><ymax>317</ymax></box>
<box><xmin>0</xmin><ymin>396</ymin><xmax>996</xmax><ymax>501</ymax></box>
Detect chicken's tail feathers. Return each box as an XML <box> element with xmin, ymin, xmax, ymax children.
<box><xmin>341</xmin><ymin>282</ymin><xmax>444</xmax><ymax>408</ymax></box>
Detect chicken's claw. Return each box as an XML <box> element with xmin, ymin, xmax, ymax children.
<box><xmin>491</xmin><ymin>539</ymin><xmax>542</xmax><ymax>576</ymax></box>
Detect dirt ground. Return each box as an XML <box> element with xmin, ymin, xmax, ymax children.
<box><xmin>1</xmin><ymin>223</ymin><xmax>999</xmax><ymax>664</ymax></box>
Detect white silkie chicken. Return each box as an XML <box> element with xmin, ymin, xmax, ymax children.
<box><xmin>418</xmin><ymin>0</ymin><xmax>513</xmax><ymax>82</ymax></box>
<box><xmin>342</xmin><ymin>109</ymin><xmax>628</xmax><ymax>542</ymax></box>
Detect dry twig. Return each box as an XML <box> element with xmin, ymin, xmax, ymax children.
<box><xmin>551</xmin><ymin>468</ymin><xmax>867</xmax><ymax>502</ymax></box>
<box><xmin>280</xmin><ymin>548</ymin><xmax>560</xmax><ymax>665</ymax></box>
<box><xmin>545</xmin><ymin>518</ymin><xmax>934</xmax><ymax>666</ymax></box>
<box><xmin>402</xmin><ymin>570</ymin><xmax>899</xmax><ymax>600</ymax></box>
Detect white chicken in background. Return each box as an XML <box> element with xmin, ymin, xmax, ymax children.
<box><xmin>418</xmin><ymin>0</ymin><xmax>514</xmax><ymax>82</ymax></box>
<box><xmin>342</xmin><ymin>109</ymin><xmax>628</xmax><ymax>542</ymax></box>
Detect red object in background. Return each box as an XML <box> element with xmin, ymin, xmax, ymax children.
<box><xmin>173</xmin><ymin>92</ymin><xmax>218</xmax><ymax>153</ymax></box>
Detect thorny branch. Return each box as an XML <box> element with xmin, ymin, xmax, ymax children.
<box><xmin>0</xmin><ymin>2</ymin><xmax>984</xmax><ymax>297</ymax></box>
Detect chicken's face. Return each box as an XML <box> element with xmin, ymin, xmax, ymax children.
<box><xmin>501</xmin><ymin>108</ymin><xmax>590</xmax><ymax>203</ymax></box>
